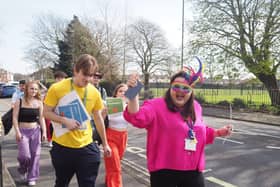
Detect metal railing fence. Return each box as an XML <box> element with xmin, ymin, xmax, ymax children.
<box><xmin>148</xmin><ymin>85</ymin><xmax>274</xmax><ymax>106</ymax></box>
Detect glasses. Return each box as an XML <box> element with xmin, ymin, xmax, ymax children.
<box><xmin>171</xmin><ymin>83</ymin><xmax>192</xmax><ymax>94</ymax></box>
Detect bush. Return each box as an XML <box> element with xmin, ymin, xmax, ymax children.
<box><xmin>195</xmin><ymin>94</ymin><xmax>206</xmax><ymax>104</ymax></box>
<box><xmin>139</xmin><ymin>90</ymin><xmax>154</xmax><ymax>100</ymax></box>
<box><xmin>217</xmin><ymin>100</ymin><xmax>231</xmax><ymax>107</ymax></box>
<box><xmin>258</xmin><ymin>104</ymin><xmax>280</xmax><ymax>114</ymax></box>
<box><xmin>232</xmin><ymin>98</ymin><xmax>246</xmax><ymax>109</ymax></box>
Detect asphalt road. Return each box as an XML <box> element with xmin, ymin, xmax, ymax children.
<box><xmin>0</xmin><ymin>98</ymin><xmax>11</xmax><ymax>113</ymax></box>
<box><xmin>124</xmin><ymin>117</ymin><xmax>280</xmax><ymax>187</ymax></box>
<box><xmin>1</xmin><ymin>98</ymin><xmax>280</xmax><ymax>187</ymax></box>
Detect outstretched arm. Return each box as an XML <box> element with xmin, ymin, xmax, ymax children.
<box><xmin>126</xmin><ymin>73</ymin><xmax>140</xmax><ymax>114</ymax></box>
<box><xmin>214</xmin><ymin>125</ymin><xmax>233</xmax><ymax>137</ymax></box>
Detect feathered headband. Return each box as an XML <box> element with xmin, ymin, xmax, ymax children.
<box><xmin>182</xmin><ymin>56</ymin><xmax>204</xmax><ymax>87</ymax></box>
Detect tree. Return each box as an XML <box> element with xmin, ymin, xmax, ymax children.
<box><xmin>24</xmin><ymin>48</ymin><xmax>54</xmax><ymax>80</ymax></box>
<box><xmin>55</xmin><ymin>40</ymin><xmax>73</xmax><ymax>76</ymax></box>
<box><xmin>86</xmin><ymin>18</ymin><xmax>122</xmax><ymax>82</ymax></box>
<box><xmin>127</xmin><ymin>19</ymin><xmax>172</xmax><ymax>97</ymax></box>
<box><xmin>26</xmin><ymin>14</ymin><xmax>67</xmax><ymax>67</ymax></box>
<box><xmin>189</xmin><ymin>0</ymin><xmax>280</xmax><ymax>106</ymax></box>
<box><xmin>55</xmin><ymin>15</ymin><xmax>109</xmax><ymax>76</ymax></box>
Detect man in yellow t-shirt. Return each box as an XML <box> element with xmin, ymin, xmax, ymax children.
<box><xmin>44</xmin><ymin>54</ymin><xmax>111</xmax><ymax>187</ymax></box>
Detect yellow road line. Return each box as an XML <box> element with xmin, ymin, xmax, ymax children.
<box><xmin>206</xmin><ymin>176</ymin><xmax>238</xmax><ymax>187</ymax></box>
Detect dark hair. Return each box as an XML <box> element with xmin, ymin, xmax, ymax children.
<box><xmin>164</xmin><ymin>71</ymin><xmax>196</xmax><ymax>122</ymax></box>
<box><xmin>19</xmin><ymin>80</ymin><xmax>26</xmax><ymax>85</ymax></box>
<box><xmin>112</xmin><ymin>83</ymin><xmax>126</xmax><ymax>97</ymax></box>
<box><xmin>74</xmin><ymin>54</ymin><xmax>98</xmax><ymax>75</ymax></box>
<box><xmin>54</xmin><ymin>71</ymin><xmax>67</xmax><ymax>79</ymax></box>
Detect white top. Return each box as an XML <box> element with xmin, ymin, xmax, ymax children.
<box><xmin>11</xmin><ymin>89</ymin><xmax>24</xmax><ymax>104</ymax></box>
<box><xmin>108</xmin><ymin>113</ymin><xmax>128</xmax><ymax>129</ymax></box>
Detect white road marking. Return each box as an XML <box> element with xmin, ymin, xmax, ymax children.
<box><xmin>266</xmin><ymin>146</ymin><xmax>280</xmax><ymax>150</ymax></box>
<box><xmin>203</xmin><ymin>168</ymin><xmax>212</xmax><ymax>173</ymax></box>
<box><xmin>126</xmin><ymin>146</ymin><xmax>147</xmax><ymax>158</ymax></box>
<box><xmin>125</xmin><ymin>147</ymin><xmax>238</xmax><ymax>187</ymax></box>
<box><xmin>206</xmin><ymin>176</ymin><xmax>238</xmax><ymax>187</ymax></box>
<box><xmin>126</xmin><ymin>146</ymin><xmax>145</xmax><ymax>153</ymax></box>
<box><xmin>217</xmin><ymin>137</ymin><xmax>244</xmax><ymax>145</ymax></box>
<box><xmin>121</xmin><ymin>157</ymin><xmax>150</xmax><ymax>185</ymax></box>
<box><xmin>234</xmin><ymin>129</ymin><xmax>280</xmax><ymax>139</ymax></box>
<box><xmin>122</xmin><ymin>159</ymin><xmax>237</xmax><ymax>187</ymax></box>
<box><xmin>138</xmin><ymin>153</ymin><xmax>147</xmax><ymax>159</ymax></box>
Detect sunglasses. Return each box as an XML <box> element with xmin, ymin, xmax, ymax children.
<box><xmin>93</xmin><ymin>74</ymin><xmax>102</xmax><ymax>79</ymax></box>
<box><xmin>82</xmin><ymin>72</ymin><xmax>95</xmax><ymax>77</ymax></box>
<box><xmin>171</xmin><ymin>82</ymin><xmax>192</xmax><ymax>94</ymax></box>
<box><xmin>82</xmin><ymin>72</ymin><xmax>102</xmax><ymax>78</ymax></box>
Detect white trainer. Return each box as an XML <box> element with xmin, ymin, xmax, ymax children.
<box><xmin>48</xmin><ymin>141</ymin><xmax>53</xmax><ymax>147</ymax></box>
<box><xmin>28</xmin><ymin>181</ymin><xmax>36</xmax><ymax>186</ymax></box>
<box><xmin>20</xmin><ymin>173</ymin><xmax>27</xmax><ymax>181</ymax></box>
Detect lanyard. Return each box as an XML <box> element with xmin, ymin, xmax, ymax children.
<box><xmin>70</xmin><ymin>78</ymin><xmax>88</xmax><ymax>106</ymax></box>
<box><xmin>186</xmin><ymin>118</ymin><xmax>195</xmax><ymax>139</ymax></box>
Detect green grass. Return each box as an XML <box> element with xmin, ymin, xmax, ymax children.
<box><xmin>148</xmin><ymin>88</ymin><xmax>271</xmax><ymax>106</ymax></box>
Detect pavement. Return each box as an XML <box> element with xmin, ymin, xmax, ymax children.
<box><xmin>1</xmin><ymin>106</ymin><xmax>279</xmax><ymax>187</ymax></box>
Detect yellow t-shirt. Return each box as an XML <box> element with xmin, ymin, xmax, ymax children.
<box><xmin>44</xmin><ymin>78</ymin><xmax>103</xmax><ymax>148</ymax></box>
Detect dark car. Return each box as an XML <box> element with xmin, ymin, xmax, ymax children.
<box><xmin>0</xmin><ymin>83</ymin><xmax>6</xmax><ymax>96</ymax></box>
<box><xmin>0</xmin><ymin>85</ymin><xmax>17</xmax><ymax>98</ymax></box>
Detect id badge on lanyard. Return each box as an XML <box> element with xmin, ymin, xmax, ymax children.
<box><xmin>184</xmin><ymin>119</ymin><xmax>197</xmax><ymax>151</ymax></box>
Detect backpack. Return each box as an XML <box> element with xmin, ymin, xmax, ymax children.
<box><xmin>92</xmin><ymin>116</ymin><xmax>109</xmax><ymax>145</ymax></box>
<box><xmin>92</xmin><ymin>86</ymin><xmax>109</xmax><ymax>145</ymax></box>
<box><xmin>1</xmin><ymin>99</ymin><xmax>22</xmax><ymax>135</ymax></box>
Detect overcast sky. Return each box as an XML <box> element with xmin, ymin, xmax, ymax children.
<box><xmin>0</xmin><ymin>0</ymin><xmax>193</xmax><ymax>74</ymax></box>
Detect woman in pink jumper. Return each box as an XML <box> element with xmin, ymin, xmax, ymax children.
<box><xmin>123</xmin><ymin>59</ymin><xmax>232</xmax><ymax>187</ymax></box>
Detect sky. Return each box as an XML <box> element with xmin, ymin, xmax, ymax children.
<box><xmin>0</xmin><ymin>0</ymin><xmax>193</xmax><ymax>74</ymax></box>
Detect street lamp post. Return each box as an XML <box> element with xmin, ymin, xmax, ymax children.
<box><xmin>181</xmin><ymin>0</ymin><xmax>185</xmax><ymax>69</ymax></box>
<box><xmin>122</xmin><ymin>0</ymin><xmax>128</xmax><ymax>82</ymax></box>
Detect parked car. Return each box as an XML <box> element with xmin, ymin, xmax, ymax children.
<box><xmin>0</xmin><ymin>85</ymin><xmax>17</xmax><ymax>98</ymax></box>
<box><xmin>0</xmin><ymin>82</ymin><xmax>6</xmax><ymax>93</ymax></box>
<box><xmin>8</xmin><ymin>81</ymin><xmax>19</xmax><ymax>87</ymax></box>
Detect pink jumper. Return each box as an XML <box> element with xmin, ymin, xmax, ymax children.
<box><xmin>123</xmin><ymin>98</ymin><xmax>215</xmax><ymax>172</ymax></box>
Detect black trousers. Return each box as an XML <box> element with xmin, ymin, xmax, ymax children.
<box><xmin>50</xmin><ymin>142</ymin><xmax>100</xmax><ymax>187</ymax></box>
<box><xmin>150</xmin><ymin>169</ymin><xmax>205</xmax><ymax>187</ymax></box>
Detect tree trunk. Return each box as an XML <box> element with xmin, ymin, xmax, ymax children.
<box><xmin>144</xmin><ymin>73</ymin><xmax>150</xmax><ymax>100</ymax></box>
<box><xmin>257</xmin><ymin>73</ymin><xmax>280</xmax><ymax>106</ymax></box>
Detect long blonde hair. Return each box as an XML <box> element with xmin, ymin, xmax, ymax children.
<box><xmin>24</xmin><ymin>81</ymin><xmax>41</xmax><ymax>103</ymax></box>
